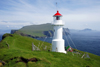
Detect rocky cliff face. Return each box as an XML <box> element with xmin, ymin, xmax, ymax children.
<box><xmin>43</xmin><ymin>30</ymin><xmax>54</xmax><ymax>37</ymax></box>
<box><xmin>11</xmin><ymin>30</ymin><xmax>18</xmax><ymax>34</ymax></box>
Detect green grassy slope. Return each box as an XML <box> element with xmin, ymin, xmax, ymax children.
<box><xmin>16</xmin><ymin>23</ymin><xmax>53</xmax><ymax>36</ymax></box>
<box><xmin>0</xmin><ymin>34</ymin><xmax>100</xmax><ymax>67</ymax></box>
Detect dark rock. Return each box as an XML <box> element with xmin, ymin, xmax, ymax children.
<box><xmin>2</xmin><ymin>34</ymin><xmax>13</xmax><ymax>39</ymax></box>
<box><xmin>2</xmin><ymin>61</ymin><xmax>6</xmax><ymax>65</ymax></box>
<box><xmin>28</xmin><ymin>58</ymin><xmax>39</xmax><ymax>62</ymax></box>
<box><xmin>48</xmin><ymin>50</ymin><xmax>50</xmax><ymax>52</ymax></box>
<box><xmin>11</xmin><ymin>30</ymin><xmax>18</xmax><ymax>34</ymax></box>
<box><xmin>16</xmin><ymin>57</ymin><xmax>39</xmax><ymax>63</ymax></box>
<box><xmin>20</xmin><ymin>57</ymin><xmax>28</xmax><ymax>63</ymax></box>
<box><xmin>10</xmin><ymin>58</ymin><xmax>13</xmax><ymax>60</ymax></box>
<box><xmin>86</xmin><ymin>65</ymin><xmax>91</xmax><ymax>67</ymax></box>
<box><xmin>0</xmin><ymin>60</ymin><xmax>6</xmax><ymax>65</ymax></box>
<box><xmin>43</xmin><ymin>30</ymin><xmax>54</xmax><ymax>37</ymax></box>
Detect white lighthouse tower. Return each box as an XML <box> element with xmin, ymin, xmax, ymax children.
<box><xmin>52</xmin><ymin>10</ymin><xmax>66</xmax><ymax>53</ymax></box>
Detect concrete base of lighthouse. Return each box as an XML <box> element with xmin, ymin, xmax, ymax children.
<box><xmin>52</xmin><ymin>39</ymin><xmax>66</xmax><ymax>53</ymax></box>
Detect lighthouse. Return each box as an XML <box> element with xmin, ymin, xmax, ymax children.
<box><xmin>52</xmin><ymin>10</ymin><xmax>66</xmax><ymax>53</ymax></box>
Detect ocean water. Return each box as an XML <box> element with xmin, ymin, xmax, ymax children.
<box><xmin>0</xmin><ymin>30</ymin><xmax>10</xmax><ymax>41</ymax></box>
<box><xmin>36</xmin><ymin>31</ymin><xmax>100</xmax><ymax>56</ymax></box>
<box><xmin>0</xmin><ymin>34</ymin><xmax>3</xmax><ymax>41</ymax></box>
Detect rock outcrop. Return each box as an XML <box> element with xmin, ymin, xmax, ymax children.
<box><xmin>11</xmin><ymin>30</ymin><xmax>18</xmax><ymax>34</ymax></box>
<box><xmin>43</xmin><ymin>30</ymin><xmax>54</xmax><ymax>37</ymax></box>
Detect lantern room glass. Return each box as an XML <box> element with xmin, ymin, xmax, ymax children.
<box><xmin>53</xmin><ymin>16</ymin><xmax>62</xmax><ymax>22</ymax></box>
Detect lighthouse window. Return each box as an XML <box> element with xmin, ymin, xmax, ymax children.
<box><xmin>56</xmin><ymin>16</ymin><xmax>60</xmax><ymax>20</ymax></box>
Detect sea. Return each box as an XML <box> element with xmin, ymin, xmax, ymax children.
<box><xmin>0</xmin><ymin>30</ymin><xmax>10</xmax><ymax>41</ymax></box>
<box><xmin>36</xmin><ymin>31</ymin><xmax>100</xmax><ymax>56</ymax></box>
<box><xmin>0</xmin><ymin>34</ymin><xmax>3</xmax><ymax>41</ymax></box>
<box><xmin>0</xmin><ymin>31</ymin><xmax>100</xmax><ymax>56</ymax></box>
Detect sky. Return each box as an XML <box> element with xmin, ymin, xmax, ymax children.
<box><xmin>0</xmin><ymin>0</ymin><xmax>100</xmax><ymax>30</ymax></box>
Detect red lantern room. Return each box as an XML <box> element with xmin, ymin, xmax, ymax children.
<box><xmin>53</xmin><ymin>10</ymin><xmax>62</xmax><ymax>20</ymax></box>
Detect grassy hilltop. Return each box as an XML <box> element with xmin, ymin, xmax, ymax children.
<box><xmin>16</xmin><ymin>23</ymin><xmax>53</xmax><ymax>37</ymax></box>
<box><xmin>0</xmin><ymin>34</ymin><xmax>100</xmax><ymax>67</ymax></box>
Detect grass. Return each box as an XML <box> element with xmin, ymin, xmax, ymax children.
<box><xmin>0</xmin><ymin>33</ymin><xmax>100</xmax><ymax>67</ymax></box>
<box><xmin>16</xmin><ymin>23</ymin><xmax>53</xmax><ymax>37</ymax></box>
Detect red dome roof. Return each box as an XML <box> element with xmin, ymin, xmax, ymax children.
<box><xmin>53</xmin><ymin>10</ymin><xmax>62</xmax><ymax>16</ymax></box>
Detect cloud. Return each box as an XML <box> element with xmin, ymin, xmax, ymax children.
<box><xmin>0</xmin><ymin>20</ymin><xmax>33</xmax><ymax>30</ymax></box>
<box><xmin>0</xmin><ymin>0</ymin><xmax>100</xmax><ymax>30</ymax></box>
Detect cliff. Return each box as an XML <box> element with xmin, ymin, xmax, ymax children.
<box><xmin>10</xmin><ymin>30</ymin><xmax>18</xmax><ymax>34</ymax></box>
<box><xmin>13</xmin><ymin>23</ymin><xmax>70</xmax><ymax>38</ymax></box>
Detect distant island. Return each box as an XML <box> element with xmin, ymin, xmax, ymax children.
<box><xmin>81</xmin><ymin>28</ymin><xmax>92</xmax><ymax>31</ymax></box>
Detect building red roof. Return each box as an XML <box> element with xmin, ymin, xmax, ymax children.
<box><xmin>53</xmin><ymin>10</ymin><xmax>62</xmax><ymax>16</ymax></box>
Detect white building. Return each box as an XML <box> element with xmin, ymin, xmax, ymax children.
<box><xmin>52</xmin><ymin>10</ymin><xmax>66</xmax><ymax>53</ymax></box>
